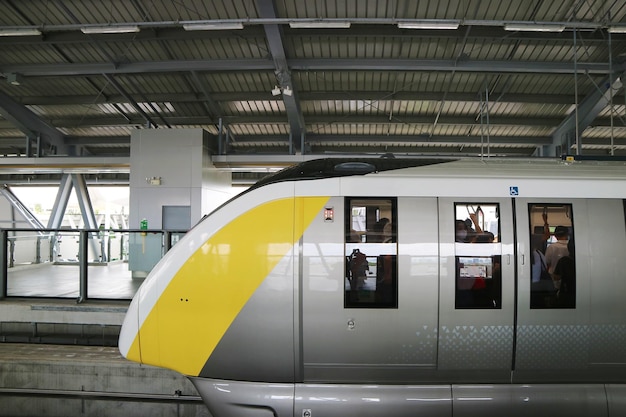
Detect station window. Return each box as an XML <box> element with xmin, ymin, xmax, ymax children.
<box><xmin>345</xmin><ymin>198</ymin><xmax>397</xmax><ymax>308</ymax></box>
<box><xmin>529</xmin><ymin>204</ymin><xmax>575</xmax><ymax>309</ymax></box>
<box><xmin>454</xmin><ymin>203</ymin><xmax>502</xmax><ymax>309</ymax></box>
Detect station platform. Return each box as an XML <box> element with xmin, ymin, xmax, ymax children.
<box><xmin>6</xmin><ymin>260</ymin><xmax>140</xmax><ymax>299</ymax></box>
<box><xmin>1</xmin><ymin>260</ymin><xmax>140</xmax><ymax>344</ymax></box>
<box><xmin>0</xmin><ymin>263</ymin><xmax>210</xmax><ymax>416</ymax></box>
<box><xmin>0</xmin><ymin>298</ymin><xmax>127</xmax><ymax>345</ymax></box>
<box><xmin>0</xmin><ymin>343</ymin><xmax>208</xmax><ymax>417</ymax></box>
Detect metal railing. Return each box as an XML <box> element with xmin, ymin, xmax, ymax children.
<box><xmin>0</xmin><ymin>228</ymin><xmax>186</xmax><ymax>302</ymax></box>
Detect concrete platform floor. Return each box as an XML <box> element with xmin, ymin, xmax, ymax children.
<box><xmin>0</xmin><ymin>343</ymin><xmax>209</xmax><ymax>417</ymax></box>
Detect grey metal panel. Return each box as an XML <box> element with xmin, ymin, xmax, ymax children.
<box><xmin>162</xmin><ymin>205</ymin><xmax>191</xmax><ymax>230</ymax></box>
<box><xmin>453</xmin><ymin>384</ymin><xmax>608</xmax><ymax>417</ymax></box>
<box><xmin>191</xmin><ymin>379</ymin><xmax>613</xmax><ymax>417</ymax></box>
<box><xmin>190</xmin><ymin>378</ymin><xmax>294</xmax><ymax>417</ymax></box>
<box><xmin>516</xmin><ymin>324</ymin><xmax>590</xmax><ymax>370</ymax></box>
<box><xmin>607</xmin><ymin>385</ymin><xmax>626</xmax><ymax>417</ymax></box>
<box><xmin>295</xmin><ymin>384</ymin><xmax>451</xmax><ymax>417</ymax></box>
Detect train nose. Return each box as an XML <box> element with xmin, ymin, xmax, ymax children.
<box><xmin>118</xmin><ymin>289</ymin><xmax>142</xmax><ymax>363</ymax></box>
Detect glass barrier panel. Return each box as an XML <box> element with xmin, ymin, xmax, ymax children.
<box><xmin>7</xmin><ymin>231</ymin><xmax>80</xmax><ymax>298</ymax></box>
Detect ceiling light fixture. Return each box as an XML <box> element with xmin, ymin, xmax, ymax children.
<box><xmin>183</xmin><ymin>22</ymin><xmax>244</xmax><ymax>31</ymax></box>
<box><xmin>0</xmin><ymin>28</ymin><xmax>41</xmax><ymax>36</ymax></box>
<box><xmin>282</xmin><ymin>86</ymin><xmax>293</xmax><ymax>96</ymax></box>
<box><xmin>397</xmin><ymin>21</ymin><xmax>459</xmax><ymax>30</ymax></box>
<box><xmin>608</xmin><ymin>26</ymin><xmax>626</xmax><ymax>34</ymax></box>
<box><xmin>289</xmin><ymin>21</ymin><xmax>351</xmax><ymax>29</ymax></box>
<box><xmin>81</xmin><ymin>25</ymin><xmax>140</xmax><ymax>34</ymax></box>
<box><xmin>504</xmin><ymin>23</ymin><xmax>565</xmax><ymax>32</ymax></box>
<box><xmin>271</xmin><ymin>85</ymin><xmax>282</xmax><ymax>96</ymax></box>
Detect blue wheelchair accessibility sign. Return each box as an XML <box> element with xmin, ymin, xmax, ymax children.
<box><xmin>510</xmin><ymin>186</ymin><xmax>519</xmax><ymax>196</ymax></box>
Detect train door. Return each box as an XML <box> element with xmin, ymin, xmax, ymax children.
<box><xmin>437</xmin><ymin>198</ymin><xmax>515</xmax><ymax>379</ymax></box>
<box><xmin>513</xmin><ymin>198</ymin><xmax>591</xmax><ymax>377</ymax></box>
<box><xmin>300</xmin><ymin>196</ymin><xmax>441</xmax><ymax>383</ymax></box>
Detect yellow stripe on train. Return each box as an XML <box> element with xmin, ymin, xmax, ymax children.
<box><xmin>127</xmin><ymin>196</ymin><xmax>329</xmax><ymax>376</ymax></box>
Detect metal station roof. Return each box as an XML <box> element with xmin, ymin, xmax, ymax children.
<box><xmin>0</xmin><ymin>0</ymin><xmax>625</xmax><ymax>176</ymax></box>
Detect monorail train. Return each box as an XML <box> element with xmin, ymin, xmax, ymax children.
<box><xmin>119</xmin><ymin>156</ymin><xmax>626</xmax><ymax>417</ymax></box>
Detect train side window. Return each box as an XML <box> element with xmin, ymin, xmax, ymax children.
<box><xmin>455</xmin><ymin>203</ymin><xmax>500</xmax><ymax>243</ymax></box>
<box><xmin>454</xmin><ymin>203</ymin><xmax>502</xmax><ymax>309</ymax></box>
<box><xmin>345</xmin><ymin>197</ymin><xmax>398</xmax><ymax>308</ymax></box>
<box><xmin>529</xmin><ymin>204</ymin><xmax>575</xmax><ymax>309</ymax></box>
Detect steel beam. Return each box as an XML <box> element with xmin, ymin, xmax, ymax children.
<box><xmin>256</xmin><ymin>0</ymin><xmax>305</xmax><ymax>149</ymax></box>
<box><xmin>550</xmin><ymin>73</ymin><xmax>624</xmax><ymax>156</ymax></box>
<box><xmin>0</xmin><ymin>58</ymin><xmax>613</xmax><ymax>77</ymax></box>
<box><xmin>0</xmin><ymin>90</ymin><xmax>68</xmax><ymax>155</ymax></box>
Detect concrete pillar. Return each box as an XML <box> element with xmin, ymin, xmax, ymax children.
<box><xmin>129</xmin><ymin>129</ymin><xmax>232</xmax><ymax>276</ymax></box>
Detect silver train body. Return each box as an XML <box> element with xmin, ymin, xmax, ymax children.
<box><xmin>119</xmin><ymin>157</ymin><xmax>626</xmax><ymax>417</ymax></box>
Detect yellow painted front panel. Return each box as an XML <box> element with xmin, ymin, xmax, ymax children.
<box><xmin>135</xmin><ymin>196</ymin><xmax>329</xmax><ymax>376</ymax></box>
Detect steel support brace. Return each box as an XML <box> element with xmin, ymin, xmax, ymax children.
<box><xmin>78</xmin><ymin>230</ymin><xmax>88</xmax><ymax>303</ymax></box>
<box><xmin>0</xmin><ymin>230</ymin><xmax>7</xmax><ymax>299</ymax></box>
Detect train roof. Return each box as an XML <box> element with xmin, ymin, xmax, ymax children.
<box><xmin>249</xmin><ymin>155</ymin><xmax>626</xmax><ymax>191</ymax></box>
<box><xmin>249</xmin><ymin>157</ymin><xmax>455</xmax><ymax>190</ymax></box>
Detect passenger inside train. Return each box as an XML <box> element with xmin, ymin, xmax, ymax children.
<box><xmin>345</xmin><ymin>198</ymin><xmax>397</xmax><ymax>308</ymax></box>
<box><xmin>529</xmin><ymin>204</ymin><xmax>575</xmax><ymax>309</ymax></box>
<box><xmin>455</xmin><ymin>204</ymin><xmax>501</xmax><ymax>309</ymax></box>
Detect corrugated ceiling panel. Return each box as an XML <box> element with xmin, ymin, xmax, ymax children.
<box><xmin>0</xmin><ymin>77</ymin><xmax>98</xmax><ymax>98</ymax></box>
<box><xmin>159</xmin><ymin>37</ymin><xmax>269</xmax><ymax>60</ymax></box>
<box><xmin>28</xmin><ymin>104</ymin><xmax>114</xmax><ymax>118</ymax></box>
<box><xmin>0</xmin><ymin>4</ymin><xmax>33</xmax><ymax>25</ymax></box>
<box><xmin>493</xmin><ymin>73</ymin><xmax>599</xmax><ymax>97</ymax></box>
<box><xmin>597</xmin><ymin>105</ymin><xmax>625</xmax><ymax>118</ymax></box>
<box><xmin>165</xmin><ymin>102</ymin><xmax>209</xmax><ymax>118</ymax></box>
<box><xmin>61</xmin><ymin>126</ymin><xmax>133</xmax><ymax>137</ymax></box>
<box><xmin>305</xmin><ymin>121</ymin><xmax>554</xmax><ymax>138</ymax></box>
<box><xmin>464</xmin><ymin>124</ymin><xmax>554</xmax><ymax>137</ymax></box>
<box><xmin>111</xmin><ymin>74</ymin><xmax>190</xmax><ymax>95</ymax></box>
<box><xmin>278</xmin><ymin>0</ymin><xmax>521</xmax><ymax>20</ymax></box>
<box><xmin>582</xmin><ymin>125</ymin><xmax>626</xmax><ymax>139</ymax></box>
<box><xmin>229</xmin><ymin>124</ymin><xmax>289</xmax><ymax>135</ymax></box>
<box><xmin>143</xmin><ymin>0</ymin><xmax>259</xmax><ymax>20</ymax></box>
<box><xmin>277</xmin><ymin>0</ymin><xmax>624</xmax><ymax>23</ymax></box>
<box><xmin>206</xmin><ymin>72</ymin><xmax>277</xmax><ymax>94</ymax></box>
<box><xmin>3</xmin><ymin>1</ymin><xmax>140</xmax><ymax>25</ymax></box>
<box><xmin>293</xmin><ymin>71</ymin><xmax>551</xmax><ymax>97</ymax></box>
<box><xmin>10</xmin><ymin>0</ymin><xmax>258</xmax><ymax>25</ymax></box>
<box><xmin>2</xmin><ymin>0</ymin><xmax>261</xmax><ymax>25</ymax></box>
<box><xmin>223</xmin><ymin>100</ymin><xmax>285</xmax><ymax>116</ymax></box>
<box><xmin>0</xmin><ymin>129</ymin><xmax>26</xmax><ymax>138</ymax></box>
<box><xmin>0</xmin><ymin>43</ymin><xmax>68</xmax><ymax>66</ymax></box>
<box><xmin>289</xmin><ymin>35</ymin><xmax>468</xmax><ymax>60</ymax></box>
